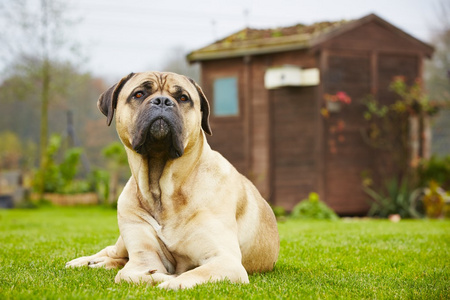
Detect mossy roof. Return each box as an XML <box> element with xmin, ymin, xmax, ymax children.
<box><xmin>187</xmin><ymin>14</ymin><xmax>433</xmax><ymax>62</ymax></box>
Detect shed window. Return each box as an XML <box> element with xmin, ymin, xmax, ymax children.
<box><xmin>213</xmin><ymin>77</ymin><xmax>239</xmax><ymax>116</ymax></box>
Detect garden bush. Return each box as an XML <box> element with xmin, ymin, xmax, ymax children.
<box><xmin>32</xmin><ymin>134</ymin><xmax>109</xmax><ymax>198</ymax></box>
<box><xmin>417</xmin><ymin>155</ymin><xmax>450</xmax><ymax>189</ymax></box>
<box><xmin>291</xmin><ymin>192</ymin><xmax>338</xmax><ymax>220</ymax></box>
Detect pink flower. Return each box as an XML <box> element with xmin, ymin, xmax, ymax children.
<box><xmin>323</xmin><ymin>92</ymin><xmax>352</xmax><ymax>105</ymax></box>
<box><xmin>336</xmin><ymin>91</ymin><xmax>351</xmax><ymax>104</ymax></box>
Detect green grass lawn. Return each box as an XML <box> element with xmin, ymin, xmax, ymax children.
<box><xmin>0</xmin><ymin>207</ymin><xmax>448</xmax><ymax>299</ymax></box>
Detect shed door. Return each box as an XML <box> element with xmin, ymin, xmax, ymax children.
<box><xmin>270</xmin><ymin>86</ymin><xmax>317</xmax><ymax>211</ymax></box>
<box><xmin>324</xmin><ymin>54</ymin><xmax>372</xmax><ymax>215</ymax></box>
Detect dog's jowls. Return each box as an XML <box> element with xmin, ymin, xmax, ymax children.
<box><xmin>66</xmin><ymin>71</ymin><xmax>279</xmax><ymax>290</ymax></box>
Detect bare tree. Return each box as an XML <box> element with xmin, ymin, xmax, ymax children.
<box><xmin>426</xmin><ymin>0</ymin><xmax>450</xmax><ymax>101</ymax></box>
<box><xmin>0</xmin><ymin>0</ymin><xmax>81</xmax><ymax>196</ymax></box>
<box><xmin>425</xmin><ymin>0</ymin><xmax>450</xmax><ymax>157</ymax></box>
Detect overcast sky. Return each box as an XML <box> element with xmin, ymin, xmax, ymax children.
<box><xmin>1</xmin><ymin>0</ymin><xmax>441</xmax><ymax>80</ymax></box>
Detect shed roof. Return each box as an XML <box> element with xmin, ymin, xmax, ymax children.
<box><xmin>187</xmin><ymin>13</ymin><xmax>434</xmax><ymax>62</ymax></box>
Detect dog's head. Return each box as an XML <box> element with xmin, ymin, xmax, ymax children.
<box><xmin>98</xmin><ymin>72</ymin><xmax>212</xmax><ymax>159</ymax></box>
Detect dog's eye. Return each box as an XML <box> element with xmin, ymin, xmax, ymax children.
<box><xmin>134</xmin><ymin>91</ymin><xmax>144</xmax><ymax>99</ymax></box>
<box><xmin>180</xmin><ymin>95</ymin><xmax>189</xmax><ymax>102</ymax></box>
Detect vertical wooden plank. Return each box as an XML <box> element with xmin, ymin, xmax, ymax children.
<box><xmin>409</xmin><ymin>116</ymin><xmax>420</xmax><ymax>166</ymax></box>
<box><xmin>268</xmin><ymin>88</ymin><xmax>275</xmax><ymax>205</ymax></box>
<box><xmin>417</xmin><ymin>54</ymin><xmax>430</xmax><ymax>159</ymax></box>
<box><xmin>249</xmin><ymin>56</ymin><xmax>272</xmax><ymax>200</ymax></box>
<box><xmin>243</xmin><ymin>55</ymin><xmax>253</xmax><ymax>176</ymax></box>
<box><xmin>417</xmin><ymin>54</ymin><xmax>424</xmax><ymax>80</ymax></box>
<box><xmin>371</xmin><ymin>51</ymin><xmax>378</xmax><ymax>95</ymax></box>
<box><xmin>422</xmin><ymin>115</ymin><xmax>431</xmax><ymax>159</ymax></box>
<box><xmin>316</xmin><ymin>49</ymin><xmax>328</xmax><ymax>202</ymax></box>
<box><xmin>265</xmin><ymin>56</ymin><xmax>274</xmax><ymax>205</ymax></box>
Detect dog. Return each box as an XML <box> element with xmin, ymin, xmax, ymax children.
<box><xmin>66</xmin><ymin>71</ymin><xmax>279</xmax><ymax>290</ymax></box>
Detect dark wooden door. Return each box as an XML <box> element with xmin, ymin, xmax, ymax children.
<box><xmin>270</xmin><ymin>86</ymin><xmax>318</xmax><ymax>211</ymax></box>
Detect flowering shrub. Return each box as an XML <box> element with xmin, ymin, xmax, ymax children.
<box><xmin>390</xmin><ymin>76</ymin><xmax>441</xmax><ymax>116</ymax></box>
<box><xmin>362</xmin><ymin>77</ymin><xmax>449</xmax><ymax>218</ymax></box>
<box><xmin>422</xmin><ymin>181</ymin><xmax>447</xmax><ymax>218</ymax></box>
<box><xmin>324</xmin><ymin>91</ymin><xmax>352</xmax><ymax>104</ymax></box>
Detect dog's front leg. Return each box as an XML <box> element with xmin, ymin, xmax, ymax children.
<box><xmin>66</xmin><ymin>236</ymin><xmax>128</xmax><ymax>269</ymax></box>
<box><xmin>114</xmin><ymin>179</ymin><xmax>176</xmax><ymax>285</ymax></box>
<box><xmin>157</xmin><ymin>220</ymin><xmax>249</xmax><ymax>290</ymax></box>
<box><xmin>114</xmin><ymin>217</ymin><xmax>176</xmax><ymax>285</ymax></box>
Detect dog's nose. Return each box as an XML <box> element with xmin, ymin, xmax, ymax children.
<box><xmin>151</xmin><ymin>97</ymin><xmax>174</xmax><ymax>107</ymax></box>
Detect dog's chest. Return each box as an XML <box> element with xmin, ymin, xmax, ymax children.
<box><xmin>158</xmin><ymin>219</ymin><xmax>200</xmax><ymax>272</ymax></box>
<box><xmin>148</xmin><ymin>158</ymin><xmax>166</xmax><ymax>207</ymax></box>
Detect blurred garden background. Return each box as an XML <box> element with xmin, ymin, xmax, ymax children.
<box><xmin>0</xmin><ymin>0</ymin><xmax>449</xmax><ymax>220</ymax></box>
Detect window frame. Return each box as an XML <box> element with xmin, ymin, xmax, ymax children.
<box><xmin>212</xmin><ymin>76</ymin><xmax>240</xmax><ymax>118</ymax></box>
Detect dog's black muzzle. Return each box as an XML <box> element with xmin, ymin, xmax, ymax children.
<box><xmin>132</xmin><ymin>96</ymin><xmax>184</xmax><ymax>159</ymax></box>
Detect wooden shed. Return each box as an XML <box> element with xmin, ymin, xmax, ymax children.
<box><xmin>188</xmin><ymin>13</ymin><xmax>434</xmax><ymax>215</ymax></box>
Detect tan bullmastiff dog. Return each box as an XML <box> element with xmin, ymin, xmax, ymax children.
<box><xmin>66</xmin><ymin>71</ymin><xmax>279</xmax><ymax>290</ymax></box>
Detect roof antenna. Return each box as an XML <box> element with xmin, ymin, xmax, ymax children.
<box><xmin>244</xmin><ymin>8</ymin><xmax>250</xmax><ymax>28</ymax></box>
<box><xmin>211</xmin><ymin>19</ymin><xmax>217</xmax><ymax>40</ymax></box>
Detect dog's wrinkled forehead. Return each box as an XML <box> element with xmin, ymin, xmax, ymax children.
<box><xmin>98</xmin><ymin>71</ymin><xmax>212</xmax><ymax>135</ymax></box>
<box><xmin>121</xmin><ymin>72</ymin><xmax>195</xmax><ymax>99</ymax></box>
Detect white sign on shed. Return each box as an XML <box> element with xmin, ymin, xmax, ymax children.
<box><xmin>264</xmin><ymin>65</ymin><xmax>320</xmax><ymax>89</ymax></box>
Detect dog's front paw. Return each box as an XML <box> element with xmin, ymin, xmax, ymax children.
<box><xmin>65</xmin><ymin>256</ymin><xmax>93</xmax><ymax>268</ymax></box>
<box><xmin>115</xmin><ymin>269</ymin><xmax>175</xmax><ymax>285</ymax></box>
<box><xmin>158</xmin><ymin>277</ymin><xmax>199</xmax><ymax>290</ymax></box>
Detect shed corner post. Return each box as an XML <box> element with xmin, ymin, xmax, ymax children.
<box><xmin>316</xmin><ymin>49</ymin><xmax>328</xmax><ymax>203</ymax></box>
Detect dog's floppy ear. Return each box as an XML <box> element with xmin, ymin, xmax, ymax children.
<box><xmin>189</xmin><ymin>78</ymin><xmax>212</xmax><ymax>135</ymax></box>
<box><xmin>97</xmin><ymin>73</ymin><xmax>135</xmax><ymax>126</ymax></box>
